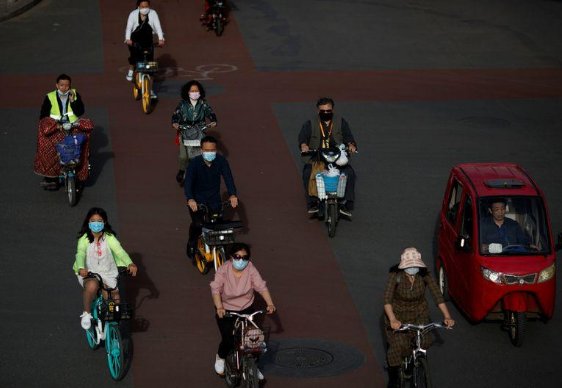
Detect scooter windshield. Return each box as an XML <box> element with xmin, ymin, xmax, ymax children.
<box><xmin>478</xmin><ymin>196</ymin><xmax>551</xmax><ymax>255</ymax></box>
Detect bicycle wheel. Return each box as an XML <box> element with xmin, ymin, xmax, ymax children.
<box><xmin>508</xmin><ymin>311</ymin><xmax>526</xmax><ymax>347</ymax></box>
<box><xmin>106</xmin><ymin>323</ymin><xmax>125</xmax><ymax>380</ymax></box>
<box><xmin>215</xmin><ymin>246</ymin><xmax>226</xmax><ymax>271</ymax></box>
<box><xmin>413</xmin><ymin>357</ymin><xmax>432</xmax><ymax>388</ymax></box>
<box><xmin>242</xmin><ymin>357</ymin><xmax>259</xmax><ymax>388</ymax></box>
<box><xmin>66</xmin><ymin>175</ymin><xmax>77</xmax><ymax>207</ymax></box>
<box><xmin>141</xmin><ymin>76</ymin><xmax>151</xmax><ymax>114</ymax></box>
<box><xmin>225</xmin><ymin>351</ymin><xmax>240</xmax><ymax>388</ymax></box>
<box><xmin>327</xmin><ymin>202</ymin><xmax>338</xmax><ymax>238</ymax></box>
<box><xmin>215</xmin><ymin>16</ymin><xmax>224</xmax><ymax>36</ymax></box>
<box><xmin>194</xmin><ymin>238</ymin><xmax>210</xmax><ymax>275</ymax></box>
<box><xmin>85</xmin><ymin>321</ymin><xmax>99</xmax><ymax>350</ymax></box>
<box><xmin>438</xmin><ymin>264</ymin><xmax>450</xmax><ymax>301</ymax></box>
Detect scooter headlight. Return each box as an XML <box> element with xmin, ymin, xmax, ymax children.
<box><xmin>538</xmin><ymin>263</ymin><xmax>555</xmax><ymax>283</ymax></box>
<box><xmin>481</xmin><ymin>266</ymin><xmax>502</xmax><ymax>284</ymax></box>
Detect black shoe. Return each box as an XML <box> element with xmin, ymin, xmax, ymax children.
<box><xmin>176</xmin><ymin>170</ymin><xmax>185</xmax><ymax>185</ymax></box>
<box><xmin>339</xmin><ymin>206</ymin><xmax>352</xmax><ymax>217</ymax></box>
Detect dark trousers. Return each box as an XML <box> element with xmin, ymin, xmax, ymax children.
<box><xmin>128</xmin><ymin>44</ymin><xmax>154</xmax><ymax>66</ymax></box>
<box><xmin>302</xmin><ymin>163</ymin><xmax>356</xmax><ymax>208</ymax></box>
<box><xmin>188</xmin><ymin>209</ymin><xmax>205</xmax><ymax>250</ymax></box>
<box><xmin>215</xmin><ymin>304</ymin><xmax>256</xmax><ymax>359</ymax></box>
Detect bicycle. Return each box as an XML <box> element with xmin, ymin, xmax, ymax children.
<box><xmin>189</xmin><ymin>202</ymin><xmax>242</xmax><ymax>274</ymax></box>
<box><xmin>131</xmin><ymin>44</ymin><xmax>158</xmax><ymax>114</ymax></box>
<box><xmin>224</xmin><ymin>310</ymin><xmax>267</xmax><ymax>388</ymax></box>
<box><xmin>396</xmin><ymin>322</ymin><xmax>449</xmax><ymax>388</ymax></box>
<box><xmin>83</xmin><ymin>272</ymin><xmax>132</xmax><ymax>381</ymax></box>
<box><xmin>54</xmin><ymin>117</ymin><xmax>88</xmax><ymax>206</ymax></box>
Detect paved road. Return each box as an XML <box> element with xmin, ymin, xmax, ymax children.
<box><xmin>1</xmin><ymin>1</ymin><xmax>562</xmax><ymax>387</ymax></box>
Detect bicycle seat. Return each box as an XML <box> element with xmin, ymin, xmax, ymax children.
<box><xmin>203</xmin><ymin>220</ymin><xmax>243</xmax><ymax>230</ymax></box>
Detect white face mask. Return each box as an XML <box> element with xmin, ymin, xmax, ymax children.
<box><xmin>405</xmin><ymin>267</ymin><xmax>419</xmax><ymax>276</ymax></box>
<box><xmin>139</xmin><ymin>7</ymin><xmax>150</xmax><ymax>15</ymax></box>
<box><xmin>189</xmin><ymin>92</ymin><xmax>200</xmax><ymax>100</ymax></box>
<box><xmin>57</xmin><ymin>89</ymin><xmax>69</xmax><ymax>97</ymax></box>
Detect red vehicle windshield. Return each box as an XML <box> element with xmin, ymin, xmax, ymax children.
<box><xmin>478</xmin><ymin>196</ymin><xmax>551</xmax><ymax>256</ymax></box>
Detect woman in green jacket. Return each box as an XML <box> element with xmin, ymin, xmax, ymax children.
<box><xmin>73</xmin><ymin>207</ymin><xmax>138</xmax><ymax>330</ymax></box>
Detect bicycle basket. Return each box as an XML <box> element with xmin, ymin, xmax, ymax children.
<box><xmin>102</xmin><ymin>301</ymin><xmax>132</xmax><ymax>321</ymax></box>
<box><xmin>135</xmin><ymin>61</ymin><xmax>158</xmax><ymax>73</ymax></box>
<box><xmin>180</xmin><ymin>125</ymin><xmax>204</xmax><ymax>141</ymax></box>
<box><xmin>242</xmin><ymin>327</ymin><xmax>265</xmax><ymax>351</ymax></box>
<box><xmin>56</xmin><ymin>134</ymin><xmax>85</xmax><ymax>165</ymax></box>
<box><xmin>203</xmin><ymin>229</ymin><xmax>236</xmax><ymax>245</ymax></box>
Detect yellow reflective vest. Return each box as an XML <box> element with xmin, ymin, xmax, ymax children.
<box><xmin>47</xmin><ymin>89</ymin><xmax>79</xmax><ymax>122</ymax></box>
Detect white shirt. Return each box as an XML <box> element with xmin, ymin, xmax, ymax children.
<box><xmin>125</xmin><ymin>9</ymin><xmax>165</xmax><ymax>41</ymax></box>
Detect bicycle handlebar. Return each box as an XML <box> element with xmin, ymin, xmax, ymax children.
<box><xmin>397</xmin><ymin>322</ymin><xmax>450</xmax><ymax>332</ymax></box>
<box><xmin>300</xmin><ymin>147</ymin><xmax>357</xmax><ymax>157</ymax></box>
<box><xmin>196</xmin><ymin>200</ymin><xmax>233</xmax><ymax>213</ymax></box>
<box><xmin>225</xmin><ymin>310</ymin><xmax>265</xmax><ymax>321</ymax></box>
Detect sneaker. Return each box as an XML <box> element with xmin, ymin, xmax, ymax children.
<box><xmin>339</xmin><ymin>206</ymin><xmax>353</xmax><ymax>217</ymax></box>
<box><xmin>307</xmin><ymin>206</ymin><xmax>319</xmax><ymax>214</ymax></box>
<box><xmin>214</xmin><ymin>354</ymin><xmax>225</xmax><ymax>375</ymax></box>
<box><xmin>126</xmin><ymin>69</ymin><xmax>134</xmax><ymax>81</ymax></box>
<box><xmin>80</xmin><ymin>311</ymin><xmax>92</xmax><ymax>330</ymax></box>
<box><xmin>150</xmin><ymin>90</ymin><xmax>158</xmax><ymax>99</ymax></box>
<box><xmin>257</xmin><ymin>368</ymin><xmax>264</xmax><ymax>381</ymax></box>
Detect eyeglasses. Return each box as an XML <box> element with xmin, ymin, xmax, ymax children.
<box><xmin>232</xmin><ymin>254</ymin><xmax>249</xmax><ymax>261</ymax></box>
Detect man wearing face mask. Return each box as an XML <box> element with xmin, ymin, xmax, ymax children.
<box><xmin>34</xmin><ymin>74</ymin><xmax>93</xmax><ymax>189</ymax></box>
<box><xmin>172</xmin><ymin>80</ymin><xmax>217</xmax><ymax>186</ymax></box>
<box><xmin>184</xmin><ymin>136</ymin><xmax>238</xmax><ymax>257</ymax></box>
<box><xmin>124</xmin><ymin>0</ymin><xmax>165</xmax><ymax>96</ymax></box>
<box><xmin>299</xmin><ymin>97</ymin><xmax>358</xmax><ymax>216</ymax></box>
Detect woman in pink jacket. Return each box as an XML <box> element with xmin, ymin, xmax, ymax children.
<box><xmin>210</xmin><ymin>242</ymin><xmax>276</xmax><ymax>379</ymax></box>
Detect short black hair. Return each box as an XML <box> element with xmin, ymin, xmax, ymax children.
<box><xmin>56</xmin><ymin>74</ymin><xmax>72</xmax><ymax>83</ymax></box>
<box><xmin>181</xmin><ymin>80</ymin><xmax>206</xmax><ymax>100</ymax></box>
<box><xmin>137</xmin><ymin>0</ymin><xmax>150</xmax><ymax>6</ymax></box>
<box><xmin>229</xmin><ymin>242</ymin><xmax>251</xmax><ymax>259</ymax></box>
<box><xmin>201</xmin><ymin>135</ymin><xmax>217</xmax><ymax>146</ymax></box>
<box><xmin>489</xmin><ymin>198</ymin><xmax>507</xmax><ymax>207</ymax></box>
<box><xmin>316</xmin><ymin>97</ymin><xmax>334</xmax><ymax>108</ymax></box>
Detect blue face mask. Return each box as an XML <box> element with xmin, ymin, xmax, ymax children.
<box><xmin>88</xmin><ymin>221</ymin><xmax>104</xmax><ymax>233</ymax></box>
<box><xmin>405</xmin><ymin>267</ymin><xmax>419</xmax><ymax>275</ymax></box>
<box><xmin>232</xmin><ymin>258</ymin><xmax>249</xmax><ymax>271</ymax></box>
<box><xmin>202</xmin><ymin>151</ymin><xmax>216</xmax><ymax>162</ymax></box>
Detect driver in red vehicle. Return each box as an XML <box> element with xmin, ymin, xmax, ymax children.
<box><xmin>480</xmin><ymin>199</ymin><xmax>532</xmax><ymax>253</ymax></box>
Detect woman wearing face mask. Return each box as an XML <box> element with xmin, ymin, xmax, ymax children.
<box><xmin>124</xmin><ymin>0</ymin><xmax>165</xmax><ymax>86</ymax></box>
<box><xmin>73</xmin><ymin>207</ymin><xmax>138</xmax><ymax>331</ymax></box>
<box><xmin>171</xmin><ymin>80</ymin><xmax>217</xmax><ymax>186</ymax></box>
<box><xmin>383</xmin><ymin>247</ymin><xmax>455</xmax><ymax>388</ymax></box>
<box><xmin>210</xmin><ymin>243</ymin><xmax>275</xmax><ymax>380</ymax></box>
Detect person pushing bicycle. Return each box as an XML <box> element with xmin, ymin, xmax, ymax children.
<box><xmin>383</xmin><ymin>247</ymin><xmax>454</xmax><ymax>388</ymax></box>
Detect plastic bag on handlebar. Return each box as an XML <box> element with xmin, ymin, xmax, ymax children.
<box><xmin>56</xmin><ymin>133</ymin><xmax>86</xmax><ymax>165</ymax></box>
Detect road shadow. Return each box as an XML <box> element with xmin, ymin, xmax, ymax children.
<box><xmin>86</xmin><ymin>124</ymin><xmax>114</xmax><ymax>187</ymax></box>
<box><xmin>155</xmin><ymin>53</ymin><xmax>178</xmax><ymax>82</ymax></box>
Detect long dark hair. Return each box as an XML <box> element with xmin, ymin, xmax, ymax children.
<box><xmin>181</xmin><ymin>80</ymin><xmax>206</xmax><ymax>100</ymax></box>
<box><xmin>77</xmin><ymin>207</ymin><xmax>117</xmax><ymax>243</ymax></box>
<box><xmin>229</xmin><ymin>242</ymin><xmax>251</xmax><ymax>259</ymax></box>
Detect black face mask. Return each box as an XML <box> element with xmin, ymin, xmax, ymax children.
<box><xmin>319</xmin><ymin>111</ymin><xmax>333</xmax><ymax>121</ymax></box>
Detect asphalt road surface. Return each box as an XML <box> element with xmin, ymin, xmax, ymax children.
<box><xmin>1</xmin><ymin>1</ymin><xmax>562</xmax><ymax>387</ymax></box>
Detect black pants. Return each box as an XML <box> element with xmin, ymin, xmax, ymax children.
<box><xmin>302</xmin><ymin>163</ymin><xmax>356</xmax><ymax>208</ymax></box>
<box><xmin>187</xmin><ymin>209</ymin><xmax>205</xmax><ymax>251</ymax></box>
<box><xmin>128</xmin><ymin>44</ymin><xmax>154</xmax><ymax>66</ymax></box>
<box><xmin>215</xmin><ymin>304</ymin><xmax>256</xmax><ymax>359</ymax></box>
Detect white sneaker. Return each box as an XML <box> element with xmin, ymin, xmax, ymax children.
<box><xmin>214</xmin><ymin>354</ymin><xmax>225</xmax><ymax>375</ymax></box>
<box><xmin>257</xmin><ymin>368</ymin><xmax>264</xmax><ymax>381</ymax></box>
<box><xmin>126</xmin><ymin>69</ymin><xmax>134</xmax><ymax>81</ymax></box>
<box><xmin>80</xmin><ymin>311</ymin><xmax>92</xmax><ymax>330</ymax></box>
<box><xmin>150</xmin><ymin>90</ymin><xmax>158</xmax><ymax>99</ymax></box>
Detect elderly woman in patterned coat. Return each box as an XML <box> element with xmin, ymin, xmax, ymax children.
<box><xmin>383</xmin><ymin>247</ymin><xmax>455</xmax><ymax>388</ymax></box>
